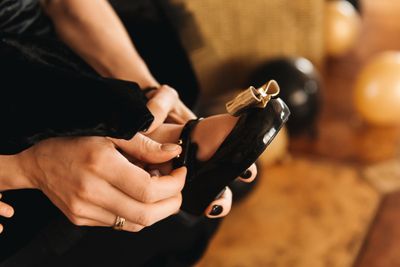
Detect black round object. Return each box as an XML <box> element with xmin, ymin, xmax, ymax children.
<box><xmin>328</xmin><ymin>0</ymin><xmax>360</xmax><ymax>12</ymax></box>
<box><xmin>346</xmin><ymin>0</ymin><xmax>360</xmax><ymax>12</ymax></box>
<box><xmin>249</xmin><ymin>57</ymin><xmax>322</xmax><ymax>134</ymax></box>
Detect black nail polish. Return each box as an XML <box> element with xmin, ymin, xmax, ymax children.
<box><xmin>209</xmin><ymin>205</ymin><xmax>223</xmax><ymax>216</ymax></box>
<box><xmin>240</xmin><ymin>169</ymin><xmax>252</xmax><ymax>179</ymax></box>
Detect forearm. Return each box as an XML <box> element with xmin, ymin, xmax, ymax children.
<box><xmin>42</xmin><ymin>0</ymin><xmax>159</xmax><ymax>88</ymax></box>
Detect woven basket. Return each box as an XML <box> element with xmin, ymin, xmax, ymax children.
<box><xmin>172</xmin><ymin>0</ymin><xmax>325</xmax><ymax>96</ymax></box>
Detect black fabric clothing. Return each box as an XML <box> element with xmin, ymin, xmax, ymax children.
<box><xmin>0</xmin><ymin>33</ymin><xmax>153</xmax><ymax>155</ymax></box>
<box><xmin>0</xmin><ymin>30</ymin><xmax>153</xmax><ymax>264</ymax></box>
<box><xmin>0</xmin><ymin>0</ymin><xmax>53</xmax><ymax>35</ymax></box>
<box><xmin>1</xmin><ymin>207</ymin><xmax>220</xmax><ymax>267</ymax></box>
<box><xmin>0</xmin><ymin>1</ymin><xmax>218</xmax><ymax>266</ymax></box>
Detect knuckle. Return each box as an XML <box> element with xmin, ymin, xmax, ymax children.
<box><xmin>158</xmin><ymin>85</ymin><xmax>179</xmax><ymax>98</ymax></box>
<box><xmin>163</xmin><ymin>85</ymin><xmax>178</xmax><ymax>98</ymax></box>
<box><xmin>139</xmin><ymin>184</ymin><xmax>156</xmax><ymax>204</ymax></box>
<box><xmin>152</xmin><ymin>100</ymin><xmax>168</xmax><ymax>114</ymax></box>
<box><xmin>85</xmin><ymin>148</ymin><xmax>111</xmax><ymax>174</ymax></box>
<box><xmin>170</xmin><ymin>194</ymin><xmax>183</xmax><ymax>213</ymax></box>
<box><xmin>138</xmin><ymin>136</ymin><xmax>151</xmax><ymax>153</ymax></box>
<box><xmin>136</xmin><ymin>211</ymin><xmax>154</xmax><ymax>227</ymax></box>
<box><xmin>176</xmin><ymin>193</ymin><xmax>183</xmax><ymax>206</ymax></box>
<box><xmin>137</xmin><ymin>140</ymin><xmax>160</xmax><ymax>160</ymax></box>
<box><xmin>85</xmin><ymin>155</ymin><xmax>101</xmax><ymax>174</ymax></box>
<box><xmin>177</xmin><ymin>176</ymin><xmax>185</xmax><ymax>192</ymax></box>
<box><xmin>76</xmin><ymin>179</ymin><xmax>93</xmax><ymax>201</ymax></box>
<box><xmin>128</xmin><ymin>224</ymin><xmax>145</xmax><ymax>233</ymax></box>
<box><xmin>69</xmin><ymin>216</ymin><xmax>85</xmax><ymax>226</ymax></box>
<box><xmin>140</xmin><ymin>137</ymin><xmax>152</xmax><ymax>152</ymax></box>
<box><xmin>68</xmin><ymin>200</ymin><xmax>85</xmax><ymax>217</ymax></box>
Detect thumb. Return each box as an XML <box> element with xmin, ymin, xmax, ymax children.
<box><xmin>110</xmin><ymin>133</ymin><xmax>182</xmax><ymax>164</ymax></box>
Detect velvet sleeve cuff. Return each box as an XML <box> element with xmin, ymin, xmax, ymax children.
<box><xmin>0</xmin><ymin>34</ymin><xmax>154</xmax><ymax>155</ymax></box>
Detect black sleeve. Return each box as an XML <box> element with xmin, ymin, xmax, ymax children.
<box><xmin>0</xmin><ymin>33</ymin><xmax>154</xmax><ymax>155</ymax></box>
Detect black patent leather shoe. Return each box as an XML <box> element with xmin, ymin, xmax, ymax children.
<box><xmin>173</xmin><ymin>80</ymin><xmax>290</xmax><ymax>216</ymax></box>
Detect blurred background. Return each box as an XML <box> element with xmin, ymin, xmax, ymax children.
<box><xmin>165</xmin><ymin>0</ymin><xmax>400</xmax><ymax>266</ymax></box>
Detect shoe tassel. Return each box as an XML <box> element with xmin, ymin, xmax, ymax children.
<box><xmin>226</xmin><ymin>80</ymin><xmax>280</xmax><ymax>116</ymax></box>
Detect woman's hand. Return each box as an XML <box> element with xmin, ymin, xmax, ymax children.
<box><xmin>17</xmin><ymin>134</ymin><xmax>186</xmax><ymax>233</ymax></box>
<box><xmin>0</xmin><ymin>193</ymin><xmax>14</xmax><ymax>233</ymax></box>
<box><xmin>145</xmin><ymin>85</ymin><xmax>196</xmax><ymax>133</ymax></box>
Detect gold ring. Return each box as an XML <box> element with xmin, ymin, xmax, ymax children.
<box><xmin>113</xmin><ymin>216</ymin><xmax>126</xmax><ymax>231</ymax></box>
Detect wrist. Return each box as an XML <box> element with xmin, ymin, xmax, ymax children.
<box><xmin>0</xmin><ymin>152</ymin><xmax>37</xmax><ymax>190</ymax></box>
<box><xmin>16</xmin><ymin>148</ymin><xmax>42</xmax><ymax>189</ymax></box>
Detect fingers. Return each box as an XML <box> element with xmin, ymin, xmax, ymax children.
<box><xmin>238</xmin><ymin>164</ymin><xmax>258</xmax><ymax>183</ymax></box>
<box><xmin>110</xmin><ymin>133</ymin><xmax>181</xmax><ymax>164</ymax></box>
<box><xmin>0</xmin><ymin>193</ymin><xmax>14</xmax><ymax>234</ymax></box>
<box><xmin>75</xmin><ymin>217</ymin><xmax>146</xmax><ymax>233</ymax></box>
<box><xmin>167</xmin><ymin>102</ymin><xmax>196</xmax><ymax>125</ymax></box>
<box><xmin>96</xmin><ymin>182</ymin><xmax>183</xmax><ymax>228</ymax></box>
<box><xmin>205</xmin><ymin>187</ymin><xmax>232</xmax><ymax>218</ymax></box>
<box><xmin>0</xmin><ymin>194</ymin><xmax>14</xmax><ymax>218</ymax></box>
<box><xmin>27</xmin><ymin>136</ymin><xmax>188</xmax><ymax>234</ymax></box>
<box><xmin>106</xmin><ymin>156</ymin><xmax>186</xmax><ymax>203</ymax></box>
<box><xmin>146</xmin><ymin>85</ymin><xmax>181</xmax><ymax>133</ymax></box>
<box><xmin>86</xmin><ymin>164</ymin><xmax>185</xmax><ymax>228</ymax></box>
<box><xmin>146</xmin><ymin>85</ymin><xmax>196</xmax><ymax>132</ymax></box>
<box><xmin>53</xmin><ymin>167</ymin><xmax>185</xmax><ymax>232</ymax></box>
<box><xmin>62</xmin><ymin>202</ymin><xmax>146</xmax><ymax>233</ymax></box>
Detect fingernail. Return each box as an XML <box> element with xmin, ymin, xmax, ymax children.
<box><xmin>209</xmin><ymin>205</ymin><xmax>223</xmax><ymax>216</ymax></box>
<box><xmin>150</xmin><ymin>169</ymin><xmax>161</xmax><ymax>177</ymax></box>
<box><xmin>3</xmin><ymin>207</ymin><xmax>13</xmax><ymax>218</ymax></box>
<box><xmin>161</xmin><ymin>143</ymin><xmax>180</xmax><ymax>151</ymax></box>
<box><xmin>240</xmin><ymin>169</ymin><xmax>252</xmax><ymax>179</ymax></box>
<box><xmin>1</xmin><ymin>207</ymin><xmax>13</xmax><ymax>218</ymax></box>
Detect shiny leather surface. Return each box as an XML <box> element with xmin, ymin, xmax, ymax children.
<box><xmin>250</xmin><ymin>58</ymin><xmax>321</xmax><ymax>134</ymax></box>
<box><xmin>177</xmin><ymin>98</ymin><xmax>290</xmax><ymax>215</ymax></box>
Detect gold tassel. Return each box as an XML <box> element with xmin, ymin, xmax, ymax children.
<box><xmin>226</xmin><ymin>80</ymin><xmax>280</xmax><ymax>116</ymax></box>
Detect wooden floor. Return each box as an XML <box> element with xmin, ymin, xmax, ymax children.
<box><xmin>196</xmin><ymin>0</ymin><xmax>400</xmax><ymax>266</ymax></box>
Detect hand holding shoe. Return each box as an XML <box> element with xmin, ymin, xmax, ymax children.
<box><xmin>16</xmin><ymin>134</ymin><xmax>186</xmax><ymax>232</ymax></box>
